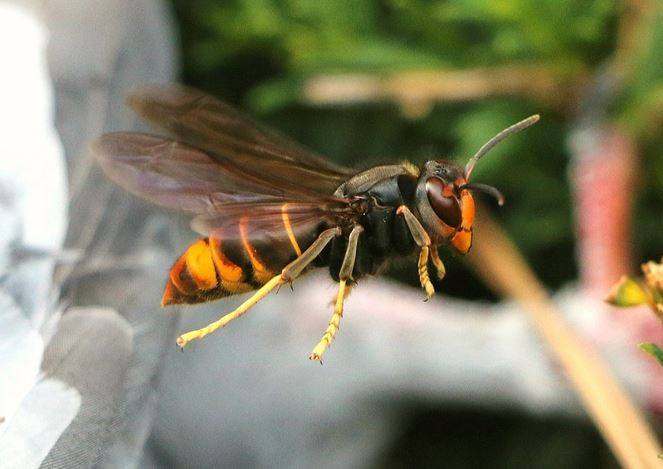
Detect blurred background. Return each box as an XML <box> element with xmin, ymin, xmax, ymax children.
<box><xmin>0</xmin><ymin>0</ymin><xmax>662</xmax><ymax>467</ymax></box>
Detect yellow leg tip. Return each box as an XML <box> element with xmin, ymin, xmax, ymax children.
<box><xmin>176</xmin><ymin>330</ymin><xmax>202</xmax><ymax>349</ymax></box>
<box><xmin>424</xmin><ymin>284</ymin><xmax>435</xmax><ymax>300</ymax></box>
<box><xmin>309</xmin><ymin>339</ymin><xmax>329</xmax><ymax>362</ymax></box>
<box><xmin>176</xmin><ymin>326</ymin><xmax>215</xmax><ymax>349</ymax></box>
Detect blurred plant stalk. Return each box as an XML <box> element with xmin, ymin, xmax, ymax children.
<box><xmin>468</xmin><ymin>210</ymin><xmax>662</xmax><ymax>469</ymax></box>
<box><xmin>303</xmin><ymin>65</ymin><xmax>578</xmax><ymax>118</ymax></box>
<box><xmin>569</xmin><ymin>126</ymin><xmax>637</xmax><ymax>298</ymax></box>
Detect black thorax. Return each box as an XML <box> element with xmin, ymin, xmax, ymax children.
<box><xmin>319</xmin><ymin>169</ymin><xmax>419</xmax><ymax>281</ymax></box>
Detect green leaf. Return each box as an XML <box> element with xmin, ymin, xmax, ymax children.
<box><xmin>605</xmin><ymin>276</ymin><xmax>650</xmax><ymax>307</ymax></box>
<box><xmin>639</xmin><ymin>343</ymin><xmax>663</xmax><ymax>367</ymax></box>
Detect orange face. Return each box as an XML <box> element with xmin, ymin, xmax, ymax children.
<box><xmin>452</xmin><ymin>181</ymin><xmax>475</xmax><ymax>254</ymax></box>
<box><xmin>425</xmin><ymin>174</ymin><xmax>475</xmax><ymax>254</ymax></box>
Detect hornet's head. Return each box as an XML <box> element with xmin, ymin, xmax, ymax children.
<box><xmin>415</xmin><ymin>114</ymin><xmax>539</xmax><ymax>254</ymax></box>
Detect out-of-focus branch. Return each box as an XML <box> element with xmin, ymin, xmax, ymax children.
<box><xmin>302</xmin><ymin>66</ymin><xmax>580</xmax><ymax>118</ymax></box>
<box><xmin>467</xmin><ymin>209</ymin><xmax>662</xmax><ymax>469</ymax></box>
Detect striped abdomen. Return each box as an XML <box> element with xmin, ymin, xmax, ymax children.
<box><xmin>161</xmin><ymin>214</ymin><xmax>320</xmax><ymax>306</ymax></box>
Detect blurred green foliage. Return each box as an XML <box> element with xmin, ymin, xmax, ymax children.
<box><xmin>174</xmin><ymin>0</ymin><xmax>616</xmax><ymax>82</ymax></box>
<box><xmin>170</xmin><ymin>0</ymin><xmax>663</xmax><ymax>299</ymax></box>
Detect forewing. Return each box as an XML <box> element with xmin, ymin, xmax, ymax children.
<box><xmin>93</xmin><ymin>132</ymin><xmax>347</xmax><ymax>213</ymax></box>
<box><xmin>93</xmin><ymin>132</ymin><xmax>357</xmax><ymax>245</ymax></box>
<box><xmin>127</xmin><ymin>84</ymin><xmax>354</xmax><ymax>195</ymax></box>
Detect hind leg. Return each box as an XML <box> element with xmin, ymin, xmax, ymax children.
<box><xmin>309</xmin><ymin>225</ymin><xmax>364</xmax><ymax>362</ymax></box>
<box><xmin>176</xmin><ymin>227</ymin><xmax>340</xmax><ymax>349</ymax></box>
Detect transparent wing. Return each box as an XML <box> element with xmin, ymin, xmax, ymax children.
<box><xmin>93</xmin><ymin>132</ymin><xmax>357</xmax><ymax>242</ymax></box>
<box><xmin>126</xmin><ymin>83</ymin><xmax>355</xmax><ymax>195</ymax></box>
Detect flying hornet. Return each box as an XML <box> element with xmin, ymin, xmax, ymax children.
<box><xmin>93</xmin><ymin>84</ymin><xmax>538</xmax><ymax>362</ymax></box>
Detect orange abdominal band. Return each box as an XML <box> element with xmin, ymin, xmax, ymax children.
<box><xmin>184</xmin><ymin>239</ymin><xmax>218</xmax><ymax>290</ymax></box>
<box><xmin>208</xmin><ymin>236</ymin><xmax>253</xmax><ymax>294</ymax></box>
<box><xmin>239</xmin><ymin>216</ymin><xmax>274</xmax><ymax>284</ymax></box>
<box><xmin>167</xmin><ymin>240</ymin><xmax>218</xmax><ymax>295</ymax></box>
<box><xmin>162</xmin><ymin>239</ymin><xmax>219</xmax><ymax>305</ymax></box>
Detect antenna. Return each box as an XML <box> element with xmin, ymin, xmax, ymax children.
<box><xmin>458</xmin><ymin>183</ymin><xmax>505</xmax><ymax>206</ymax></box>
<box><xmin>465</xmin><ymin>114</ymin><xmax>540</xmax><ymax>180</ymax></box>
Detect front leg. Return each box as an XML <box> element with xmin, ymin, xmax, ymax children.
<box><xmin>396</xmin><ymin>205</ymin><xmax>437</xmax><ymax>299</ymax></box>
<box><xmin>418</xmin><ymin>246</ymin><xmax>435</xmax><ymax>300</ymax></box>
<box><xmin>430</xmin><ymin>245</ymin><xmax>446</xmax><ymax>280</ymax></box>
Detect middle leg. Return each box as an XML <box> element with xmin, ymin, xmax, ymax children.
<box><xmin>309</xmin><ymin>225</ymin><xmax>364</xmax><ymax>362</ymax></box>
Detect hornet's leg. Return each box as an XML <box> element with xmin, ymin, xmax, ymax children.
<box><xmin>176</xmin><ymin>227</ymin><xmax>341</xmax><ymax>349</ymax></box>
<box><xmin>430</xmin><ymin>245</ymin><xmax>446</xmax><ymax>280</ymax></box>
<box><xmin>418</xmin><ymin>246</ymin><xmax>435</xmax><ymax>300</ymax></box>
<box><xmin>396</xmin><ymin>205</ymin><xmax>436</xmax><ymax>300</ymax></box>
<box><xmin>328</xmin><ymin>281</ymin><xmax>352</xmax><ymax>306</ymax></box>
<box><xmin>309</xmin><ymin>225</ymin><xmax>364</xmax><ymax>362</ymax></box>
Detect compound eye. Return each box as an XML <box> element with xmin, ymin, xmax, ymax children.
<box><xmin>426</xmin><ymin>177</ymin><xmax>462</xmax><ymax>228</ymax></box>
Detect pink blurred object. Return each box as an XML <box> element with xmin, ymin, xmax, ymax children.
<box><xmin>570</xmin><ymin>125</ymin><xmax>663</xmax><ymax>411</ymax></box>
<box><xmin>571</xmin><ymin>126</ymin><xmax>635</xmax><ymax>298</ymax></box>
